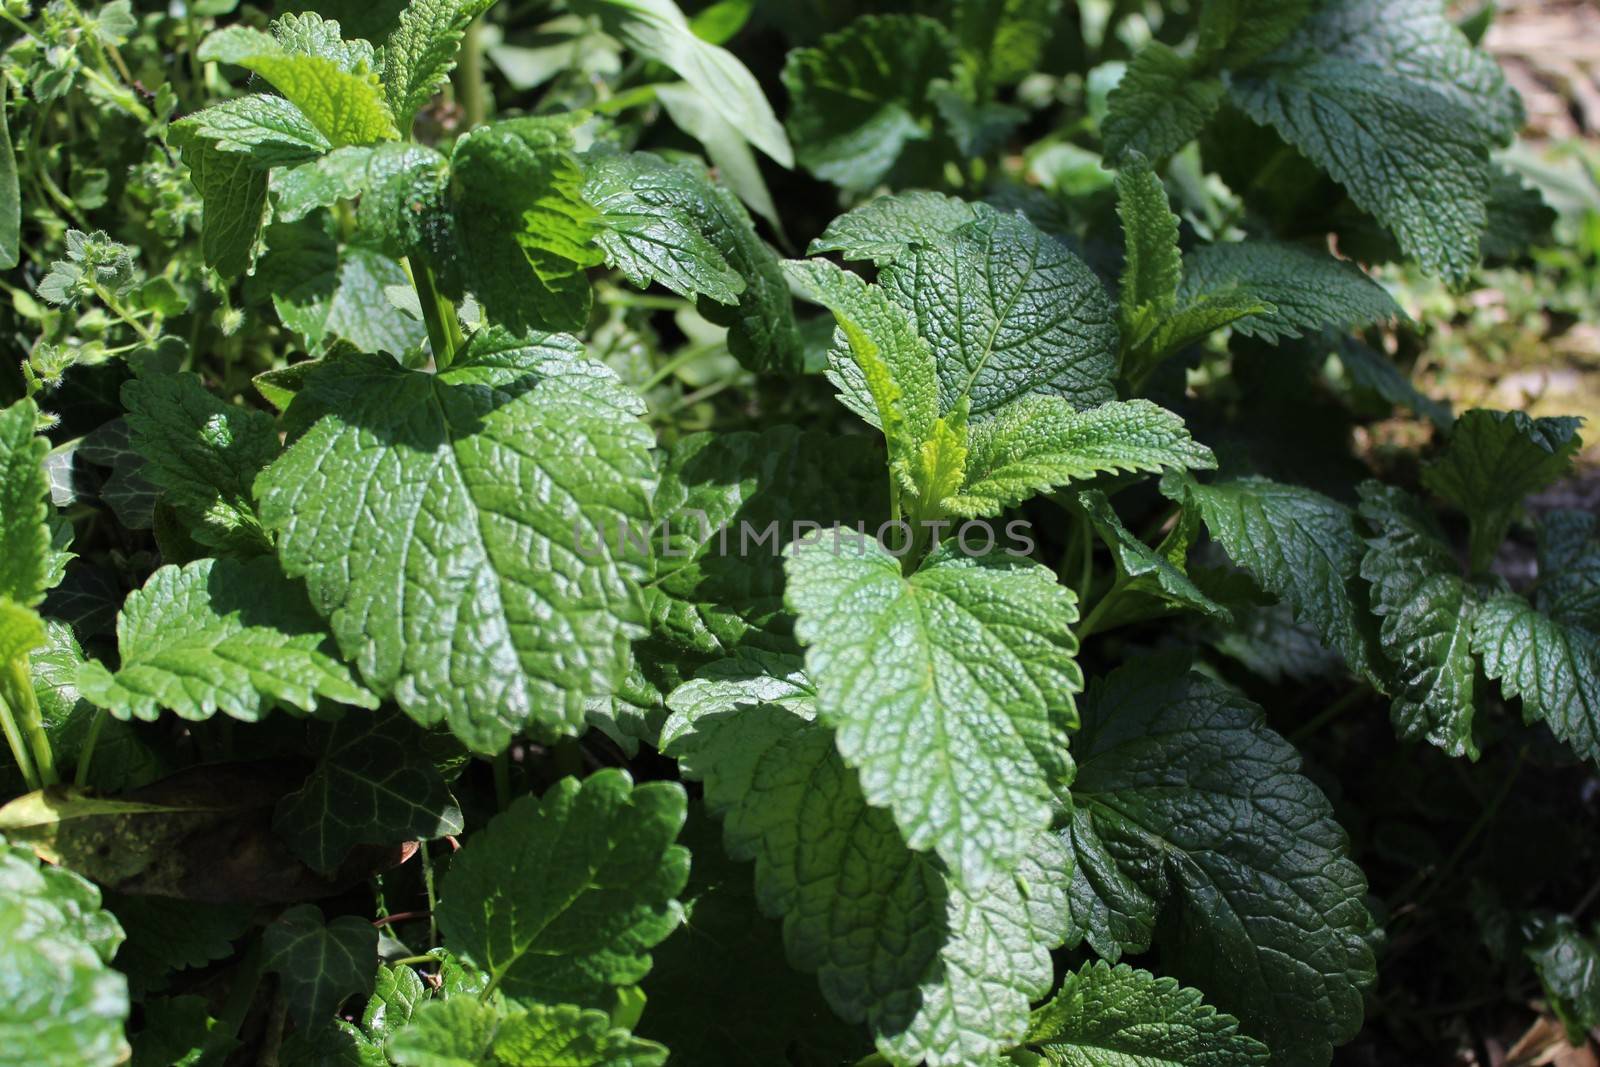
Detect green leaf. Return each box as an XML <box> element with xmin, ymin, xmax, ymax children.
<box><xmin>0</xmin><ymin>81</ymin><xmax>20</xmax><ymax>270</ymax></box>
<box><xmin>0</xmin><ymin>598</ymin><xmax>45</xmax><ymax>667</ymax></box>
<box><xmin>1473</xmin><ymin>592</ymin><xmax>1600</xmax><ymax>766</ymax></box>
<box><xmin>0</xmin><ymin>399</ymin><xmax>50</xmax><ymax>609</ymax></box>
<box><xmin>663</xmin><ymin>672</ymin><xmax>1072</xmax><ymax>1067</ymax></box>
<box><xmin>1114</xmin><ymin>156</ymin><xmax>1182</xmax><ymax>333</ymax></box>
<box><xmin>947</xmin><ymin>397</ymin><xmax>1214</xmax><ymax>518</ymax></box>
<box><xmin>1014</xmin><ymin>960</ymin><xmax>1270</xmax><ymax>1065</ymax></box>
<box><xmin>1523</xmin><ymin>915</ymin><xmax>1600</xmax><ymax>1044</ymax></box>
<box><xmin>782</xmin><ymin>15</ymin><xmax>956</xmax><ymax>190</ymax></box>
<box><xmin>200</xmin><ymin>18</ymin><xmax>399</xmax><ymax>147</ymax></box>
<box><xmin>1358</xmin><ymin>483</ymin><xmax>1480</xmax><ymax>758</ymax></box>
<box><xmin>1331</xmin><ymin>335</ymin><xmax>1453</xmax><ymax>428</ymax></box>
<box><xmin>448</xmin><ymin>118</ymin><xmax>602</xmax><ymax>335</ymax></box>
<box><xmin>254</xmin><ymin>224</ymin><xmax>428</xmax><ymax>356</ymax></box>
<box><xmin>379</xmin><ymin>0</ymin><xmax>496</xmax><ymax>131</ymax></box>
<box><xmin>1196</xmin><ymin>0</ymin><xmax>1312</xmax><ymax>67</ymax></box>
<box><xmin>1421</xmin><ymin>409</ymin><xmax>1583</xmax><ymax>574</ymax></box>
<box><xmin>262</xmin><ymin>903</ymin><xmax>378</xmax><ymax>1030</ymax></box>
<box><xmin>809</xmin><ymin>190</ymin><xmax>985</xmax><ymax>267</ymax></box>
<box><xmin>1171</xmin><ymin>474</ymin><xmax>1379</xmax><ymax>681</ymax></box>
<box><xmin>171</xmin><ymin>96</ymin><xmax>331</xmax><ymax>165</ymax></box>
<box><xmin>122</xmin><ymin>372</ymin><xmax>279</xmax><ymax>554</ymax></box>
<box><xmin>272</xmin><ymin>143</ymin><xmax>440</xmax><ymax>224</ymax></box>
<box><xmin>570</xmin><ymin>0</ymin><xmax>790</xmax><ymax>168</ymax></box>
<box><xmin>1102</xmin><ymin>44</ymin><xmax>1224</xmax><ymax>164</ymax></box>
<box><xmin>1176</xmin><ymin>241</ymin><xmax>1404</xmax><ymax>341</ymax></box>
<box><xmin>256</xmin><ymin>330</ymin><xmax>655</xmax><ymax>754</ymax></box>
<box><xmin>389</xmin><ymin>997</ymin><xmax>669</xmax><ymax>1067</ymax></box>
<box><xmin>170</xmin><ymin>136</ymin><xmax>268</xmax><ymax>277</ymax></box>
<box><xmin>785</xmin><ymin>538</ymin><xmax>1080</xmax><ymax>889</ymax></box>
<box><xmin>876</xmin><ymin>209</ymin><xmax>1119</xmax><ymax>416</ymax></box>
<box><xmin>273</xmin><ymin>711</ymin><xmax>463</xmax><ymax>873</ymax></box>
<box><xmin>76</xmin><ymin>556</ymin><xmax>377</xmax><ymax>723</ymax></box>
<box><xmin>953</xmin><ymin>0</ymin><xmax>1061</xmax><ymax>91</ymax></box>
<box><xmin>437</xmin><ymin>769</ymin><xmax>688</xmax><ymax>1007</ymax></box>
<box><xmin>0</xmin><ymin>839</ymin><xmax>130</xmax><ymax>1067</ymax></box>
<box><xmin>1229</xmin><ymin>0</ymin><xmax>1522</xmax><ymax>281</ymax></box>
<box><xmin>1063</xmin><ymin>655</ymin><xmax>1376</xmax><ymax>1066</ymax></box>
<box><xmin>1079</xmin><ymin>489</ymin><xmax>1230</xmax><ymax>623</ymax></box>
<box><xmin>1538</xmin><ymin>510</ymin><xmax>1600</xmax><ymax>631</ymax></box>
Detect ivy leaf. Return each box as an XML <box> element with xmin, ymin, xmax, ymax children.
<box><xmin>570</xmin><ymin>0</ymin><xmax>790</xmax><ymax>168</ymax></box>
<box><xmin>1102</xmin><ymin>44</ymin><xmax>1224</xmax><ymax>164</ymax></box>
<box><xmin>584</xmin><ymin>153</ymin><xmax>803</xmax><ymax>373</ymax></box>
<box><xmin>389</xmin><ymin>997</ymin><xmax>669</xmax><ymax>1067</ymax></box>
<box><xmin>1473</xmin><ymin>592</ymin><xmax>1600</xmax><ymax>766</ymax></box>
<box><xmin>256</xmin><ymin>330</ymin><xmax>655</xmax><ymax>754</ymax></box>
<box><xmin>0</xmin><ymin>398</ymin><xmax>50</xmax><ymax>609</ymax></box>
<box><xmin>782</xmin><ymin>15</ymin><xmax>956</xmax><ymax>190</ymax></box>
<box><xmin>1229</xmin><ymin>0</ymin><xmax>1522</xmax><ymax>281</ymax></box>
<box><xmin>874</xmin><ymin>210</ymin><xmax>1118</xmax><ymax>417</ymax></box>
<box><xmin>1421</xmin><ymin>409</ymin><xmax>1583</xmax><ymax>574</ymax></box>
<box><xmin>379</xmin><ymin>0</ymin><xmax>496</xmax><ymax>132</ymax></box>
<box><xmin>262</xmin><ymin>903</ymin><xmax>378</xmax><ymax>1031</ymax></box>
<box><xmin>1063</xmin><ymin>655</ymin><xmax>1376</xmax><ymax>1067</ymax></box>
<box><xmin>122</xmin><ymin>372</ymin><xmax>279</xmax><ymax>554</ymax></box>
<box><xmin>273</xmin><ymin>711</ymin><xmax>464</xmax><ymax>873</ymax></box>
<box><xmin>436</xmin><ymin>769</ymin><xmax>688</xmax><ymax>1007</ymax></box>
<box><xmin>1170</xmin><ymin>473</ymin><xmax>1380</xmax><ymax>681</ymax></box>
<box><xmin>947</xmin><ymin>397</ymin><xmax>1214</xmax><ymax>518</ymax></box>
<box><xmin>0</xmin><ymin>840</ymin><xmax>130</xmax><ymax>1067</ymax></box>
<box><xmin>1177</xmin><ymin>241</ymin><xmax>1404</xmax><ymax>341</ymax></box>
<box><xmin>1012</xmin><ymin>960</ymin><xmax>1270</xmax><ymax>1066</ymax></box>
<box><xmin>785</xmin><ymin>539</ymin><xmax>1080</xmax><ymax>889</ymax></box>
<box><xmin>663</xmin><ymin>670</ymin><xmax>1072</xmax><ymax>1067</ymax></box>
<box><xmin>1358</xmin><ymin>483</ymin><xmax>1480</xmax><ymax>758</ymax></box>
<box><xmin>448</xmin><ymin>117</ymin><xmax>602</xmax><ymax>335</ymax></box>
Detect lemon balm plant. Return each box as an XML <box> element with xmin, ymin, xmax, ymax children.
<box><xmin>0</xmin><ymin>0</ymin><xmax>1596</xmax><ymax>1064</ymax></box>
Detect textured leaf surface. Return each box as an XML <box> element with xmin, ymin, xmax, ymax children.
<box><xmin>810</xmin><ymin>190</ymin><xmax>985</xmax><ymax>266</ymax></box>
<box><xmin>379</xmin><ymin>0</ymin><xmax>496</xmax><ymax>130</ymax></box>
<box><xmin>1473</xmin><ymin>593</ymin><xmax>1600</xmax><ymax>765</ymax></box>
<box><xmin>122</xmin><ymin>373</ymin><xmax>278</xmax><ymax>554</ymax></box>
<box><xmin>436</xmin><ymin>769</ymin><xmax>688</xmax><ymax>1007</ymax></box>
<box><xmin>663</xmin><ymin>672</ymin><xmax>1072</xmax><ymax>1067</ymax></box>
<box><xmin>1016</xmin><ymin>960</ymin><xmax>1269</xmax><ymax>1066</ymax></box>
<box><xmin>390</xmin><ymin>996</ymin><xmax>668</xmax><ymax>1067</ymax></box>
<box><xmin>1523</xmin><ymin>915</ymin><xmax>1600</xmax><ymax>1043</ymax></box>
<box><xmin>1174</xmin><ymin>474</ymin><xmax>1377</xmax><ymax>680</ymax></box>
<box><xmin>1538</xmin><ymin>510</ymin><xmax>1600</xmax><ymax>631</ymax></box>
<box><xmin>254</xmin><ymin>224</ymin><xmax>427</xmax><ymax>357</ymax></box>
<box><xmin>1063</xmin><ymin>656</ymin><xmax>1376</xmax><ymax>1067</ymax></box>
<box><xmin>448</xmin><ymin>118</ymin><xmax>602</xmax><ymax>335</ymax></box>
<box><xmin>256</xmin><ymin>329</ymin><xmax>655</xmax><ymax>753</ymax></box>
<box><xmin>1197</xmin><ymin>0</ymin><xmax>1312</xmax><ymax>66</ymax></box>
<box><xmin>953</xmin><ymin>0</ymin><xmax>1061</xmax><ymax>90</ymax></box>
<box><xmin>0</xmin><ymin>840</ymin><xmax>129</xmax><ymax>1067</ymax></box>
<box><xmin>171</xmin><ymin>95</ymin><xmax>330</xmax><ymax>164</ymax></box>
<box><xmin>1114</xmin><ymin>158</ymin><xmax>1182</xmax><ymax>332</ymax></box>
<box><xmin>273</xmin><ymin>711</ymin><xmax>463</xmax><ymax>872</ymax></box>
<box><xmin>77</xmin><ymin>556</ymin><xmax>375</xmax><ymax>723</ymax></box>
<box><xmin>1079</xmin><ymin>490</ymin><xmax>1230</xmax><ymax>623</ymax></box>
<box><xmin>169</xmin><ymin>136</ymin><xmax>268</xmax><ymax>277</ymax></box>
<box><xmin>262</xmin><ymin>903</ymin><xmax>377</xmax><ymax>1030</ymax></box>
<box><xmin>1177</xmin><ymin>241</ymin><xmax>1403</xmax><ymax>341</ymax></box>
<box><xmin>786</xmin><ymin>539</ymin><xmax>1080</xmax><ymax>888</ymax></box>
<box><xmin>1229</xmin><ymin>0</ymin><xmax>1522</xmax><ymax>280</ymax></box>
<box><xmin>948</xmin><ymin>397</ymin><xmax>1214</xmax><ymax>517</ymax></box>
<box><xmin>1102</xmin><ymin>44</ymin><xmax>1223</xmax><ymax>163</ymax></box>
<box><xmin>783</xmin><ymin>15</ymin><xmax>955</xmax><ymax>190</ymax></box>
<box><xmin>1358</xmin><ymin>484</ymin><xmax>1479</xmax><ymax>758</ymax></box>
<box><xmin>0</xmin><ymin>399</ymin><xmax>49</xmax><ymax>608</ymax></box>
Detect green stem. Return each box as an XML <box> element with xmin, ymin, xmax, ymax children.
<box><xmin>409</xmin><ymin>259</ymin><xmax>460</xmax><ymax>369</ymax></box>
<box><xmin>456</xmin><ymin>17</ymin><xmax>486</xmax><ymax>130</ymax></box>
<box><xmin>1075</xmin><ymin>575</ymin><xmax>1130</xmax><ymax>641</ymax></box>
<box><xmin>2</xmin><ymin>657</ymin><xmax>55</xmax><ymax>786</ymax></box>
<box><xmin>92</xmin><ymin>283</ymin><xmax>157</xmax><ymax>343</ymax></box>
<box><xmin>74</xmin><ymin>709</ymin><xmax>107</xmax><ymax>787</ymax></box>
<box><xmin>421</xmin><ymin>842</ymin><xmax>439</xmax><ymax>948</ymax></box>
<box><xmin>0</xmin><ymin>687</ymin><xmax>40</xmax><ymax>792</ymax></box>
<box><xmin>638</xmin><ymin>344</ymin><xmax>712</xmax><ymax>391</ymax></box>
<box><xmin>1288</xmin><ymin>687</ymin><xmax>1366</xmax><ymax>744</ymax></box>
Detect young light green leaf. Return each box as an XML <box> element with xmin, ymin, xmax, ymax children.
<box><xmin>389</xmin><ymin>996</ymin><xmax>669</xmax><ymax>1067</ymax></box>
<box><xmin>0</xmin><ymin>840</ymin><xmax>129</xmax><ymax>1067</ymax></box>
<box><xmin>1358</xmin><ymin>483</ymin><xmax>1480</xmax><ymax>758</ymax></box>
<box><xmin>76</xmin><ymin>556</ymin><xmax>377</xmax><ymax>723</ymax></box>
<box><xmin>878</xmin><ymin>210</ymin><xmax>1119</xmax><ymax>416</ymax></box>
<box><xmin>1421</xmin><ymin>409</ymin><xmax>1583</xmax><ymax>574</ymax></box>
<box><xmin>1473</xmin><ymin>593</ymin><xmax>1600</xmax><ymax>766</ymax></box>
<box><xmin>1171</xmin><ymin>474</ymin><xmax>1380</xmax><ymax>681</ymax></box>
<box><xmin>448</xmin><ymin>117</ymin><xmax>602</xmax><ymax>334</ymax></box>
<box><xmin>1102</xmin><ymin>43</ymin><xmax>1224</xmax><ymax>163</ymax></box>
<box><xmin>0</xmin><ymin>398</ymin><xmax>50</xmax><ymax>609</ymax></box>
<box><xmin>436</xmin><ymin>769</ymin><xmax>688</xmax><ymax>1007</ymax></box>
<box><xmin>1063</xmin><ymin>655</ymin><xmax>1376</xmax><ymax>1067</ymax></box>
<box><xmin>947</xmin><ymin>397</ymin><xmax>1214</xmax><ymax>518</ymax></box>
<box><xmin>273</xmin><ymin>711</ymin><xmax>463</xmax><ymax>873</ymax></box>
<box><xmin>261</xmin><ymin>903</ymin><xmax>377</xmax><ymax>1030</ymax></box>
<box><xmin>1014</xmin><ymin>960</ymin><xmax>1270</xmax><ymax>1066</ymax></box>
<box><xmin>571</xmin><ymin>0</ymin><xmax>790</xmax><ymax>167</ymax></box>
<box><xmin>256</xmin><ymin>330</ymin><xmax>655</xmax><ymax>754</ymax></box>
<box><xmin>782</xmin><ymin>15</ymin><xmax>957</xmax><ymax>190</ymax></box>
<box><xmin>1229</xmin><ymin>0</ymin><xmax>1522</xmax><ymax>281</ymax></box>
<box><xmin>122</xmin><ymin>372</ymin><xmax>279</xmax><ymax>554</ymax></box>
<box><xmin>0</xmin><ymin>598</ymin><xmax>45</xmax><ymax>667</ymax></box>
<box><xmin>953</xmin><ymin>0</ymin><xmax>1061</xmax><ymax>92</ymax></box>
<box><xmin>379</xmin><ymin>0</ymin><xmax>496</xmax><ymax>131</ymax></box>
<box><xmin>810</xmin><ymin>190</ymin><xmax>986</xmax><ymax>266</ymax></box>
<box><xmin>785</xmin><ymin>538</ymin><xmax>1080</xmax><ymax>889</ymax></box>
<box><xmin>171</xmin><ymin>95</ymin><xmax>331</xmax><ymax>164</ymax></box>
<box><xmin>663</xmin><ymin>674</ymin><xmax>1072</xmax><ymax>1067</ymax></box>
<box><xmin>1177</xmin><ymin>241</ymin><xmax>1404</xmax><ymax>341</ymax></box>
<box><xmin>1114</xmin><ymin>156</ymin><xmax>1183</xmax><ymax>332</ymax></box>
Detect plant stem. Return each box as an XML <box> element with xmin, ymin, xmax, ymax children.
<box><xmin>0</xmin><ymin>687</ymin><xmax>40</xmax><ymax>791</ymax></box>
<box><xmin>456</xmin><ymin>17</ymin><xmax>487</xmax><ymax>130</ymax></box>
<box><xmin>92</xmin><ymin>282</ymin><xmax>157</xmax><ymax>342</ymax></box>
<box><xmin>74</xmin><ymin>709</ymin><xmax>107</xmax><ymax>787</ymax></box>
<box><xmin>1075</xmin><ymin>574</ymin><xmax>1130</xmax><ymax>641</ymax></box>
<box><xmin>420</xmin><ymin>842</ymin><xmax>439</xmax><ymax>947</ymax></box>
<box><xmin>1288</xmin><ymin>686</ymin><xmax>1367</xmax><ymax>744</ymax></box>
<box><xmin>2</xmin><ymin>657</ymin><xmax>56</xmax><ymax>786</ymax></box>
<box><xmin>409</xmin><ymin>259</ymin><xmax>460</xmax><ymax>369</ymax></box>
